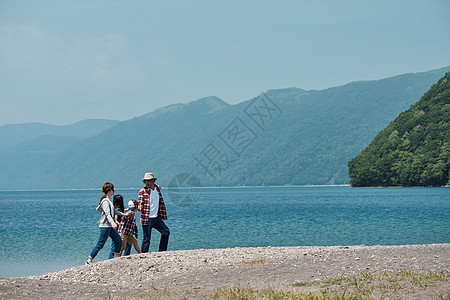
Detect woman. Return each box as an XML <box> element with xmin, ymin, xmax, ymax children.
<box><xmin>86</xmin><ymin>182</ymin><xmax>130</xmax><ymax>264</ymax></box>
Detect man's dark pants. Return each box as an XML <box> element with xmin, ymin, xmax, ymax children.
<box><xmin>141</xmin><ymin>217</ymin><xmax>170</xmax><ymax>252</ymax></box>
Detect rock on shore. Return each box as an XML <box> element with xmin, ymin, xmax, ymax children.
<box><xmin>0</xmin><ymin>244</ymin><xmax>449</xmax><ymax>299</ymax></box>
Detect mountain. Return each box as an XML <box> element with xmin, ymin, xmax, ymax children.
<box><xmin>0</xmin><ymin>119</ymin><xmax>120</xmax><ymax>150</ymax></box>
<box><xmin>0</xmin><ymin>67</ymin><xmax>448</xmax><ymax>190</ymax></box>
<box><xmin>348</xmin><ymin>72</ymin><xmax>450</xmax><ymax>187</ymax></box>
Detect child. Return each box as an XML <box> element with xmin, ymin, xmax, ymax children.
<box><xmin>118</xmin><ymin>199</ymin><xmax>142</xmax><ymax>256</ymax></box>
<box><xmin>114</xmin><ymin>194</ymin><xmax>132</xmax><ymax>255</ymax></box>
<box><xmin>113</xmin><ymin>194</ymin><xmax>125</xmax><ymax>225</ymax></box>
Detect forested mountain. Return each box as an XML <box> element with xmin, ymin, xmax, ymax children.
<box><xmin>348</xmin><ymin>72</ymin><xmax>450</xmax><ymax>187</ymax></box>
<box><xmin>0</xmin><ymin>67</ymin><xmax>448</xmax><ymax>190</ymax></box>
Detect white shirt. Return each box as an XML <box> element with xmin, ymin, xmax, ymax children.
<box><xmin>149</xmin><ymin>187</ymin><xmax>160</xmax><ymax>218</ymax></box>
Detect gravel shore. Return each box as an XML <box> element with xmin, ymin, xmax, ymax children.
<box><xmin>1</xmin><ymin>244</ymin><xmax>449</xmax><ymax>299</ymax></box>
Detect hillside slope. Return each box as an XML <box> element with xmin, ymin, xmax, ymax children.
<box><xmin>348</xmin><ymin>72</ymin><xmax>450</xmax><ymax>187</ymax></box>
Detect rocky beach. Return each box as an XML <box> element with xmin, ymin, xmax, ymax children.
<box><xmin>0</xmin><ymin>244</ymin><xmax>449</xmax><ymax>299</ymax></box>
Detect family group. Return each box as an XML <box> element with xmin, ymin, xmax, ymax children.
<box><xmin>86</xmin><ymin>172</ymin><xmax>170</xmax><ymax>264</ymax></box>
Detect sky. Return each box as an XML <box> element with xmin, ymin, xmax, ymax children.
<box><xmin>1</xmin><ymin>0</ymin><xmax>449</xmax><ymax>126</ymax></box>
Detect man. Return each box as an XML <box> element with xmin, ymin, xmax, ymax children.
<box><xmin>138</xmin><ymin>172</ymin><xmax>170</xmax><ymax>252</ymax></box>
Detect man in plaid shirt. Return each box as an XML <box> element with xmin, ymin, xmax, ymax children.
<box><xmin>138</xmin><ymin>172</ymin><xmax>170</xmax><ymax>252</ymax></box>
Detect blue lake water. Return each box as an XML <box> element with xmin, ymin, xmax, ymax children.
<box><xmin>0</xmin><ymin>186</ymin><xmax>449</xmax><ymax>277</ymax></box>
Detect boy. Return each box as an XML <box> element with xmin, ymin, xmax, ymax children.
<box><xmin>118</xmin><ymin>199</ymin><xmax>142</xmax><ymax>256</ymax></box>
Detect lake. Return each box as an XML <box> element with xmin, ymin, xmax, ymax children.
<box><xmin>0</xmin><ymin>186</ymin><xmax>448</xmax><ymax>277</ymax></box>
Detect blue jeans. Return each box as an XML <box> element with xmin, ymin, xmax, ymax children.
<box><xmin>123</xmin><ymin>243</ymin><xmax>132</xmax><ymax>256</ymax></box>
<box><xmin>89</xmin><ymin>227</ymin><xmax>122</xmax><ymax>259</ymax></box>
<box><xmin>141</xmin><ymin>217</ymin><xmax>170</xmax><ymax>253</ymax></box>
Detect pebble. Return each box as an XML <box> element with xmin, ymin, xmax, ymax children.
<box><xmin>0</xmin><ymin>244</ymin><xmax>446</xmax><ymax>299</ymax></box>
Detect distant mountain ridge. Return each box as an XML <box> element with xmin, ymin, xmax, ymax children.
<box><xmin>141</xmin><ymin>96</ymin><xmax>230</xmax><ymax>120</ymax></box>
<box><xmin>0</xmin><ymin>67</ymin><xmax>448</xmax><ymax>190</ymax></box>
<box><xmin>0</xmin><ymin>119</ymin><xmax>120</xmax><ymax>150</ymax></box>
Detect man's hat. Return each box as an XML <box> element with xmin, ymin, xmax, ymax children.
<box><xmin>142</xmin><ymin>172</ymin><xmax>157</xmax><ymax>181</ymax></box>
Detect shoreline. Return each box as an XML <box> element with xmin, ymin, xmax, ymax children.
<box><xmin>4</xmin><ymin>184</ymin><xmax>450</xmax><ymax>192</ymax></box>
<box><xmin>1</xmin><ymin>244</ymin><xmax>448</xmax><ymax>299</ymax></box>
<box><xmin>0</xmin><ymin>185</ymin><xmax>351</xmax><ymax>192</ymax></box>
<box><xmin>352</xmin><ymin>185</ymin><xmax>449</xmax><ymax>188</ymax></box>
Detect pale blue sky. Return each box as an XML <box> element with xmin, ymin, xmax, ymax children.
<box><xmin>1</xmin><ymin>0</ymin><xmax>449</xmax><ymax>125</ymax></box>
